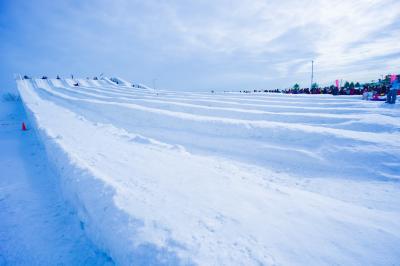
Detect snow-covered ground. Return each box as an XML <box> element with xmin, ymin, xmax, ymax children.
<box><xmin>0</xmin><ymin>93</ymin><xmax>113</xmax><ymax>264</ymax></box>
<box><xmin>13</xmin><ymin>78</ymin><xmax>400</xmax><ymax>265</ymax></box>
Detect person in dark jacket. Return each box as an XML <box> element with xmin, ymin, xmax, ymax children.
<box><xmin>387</xmin><ymin>77</ymin><xmax>399</xmax><ymax>104</ymax></box>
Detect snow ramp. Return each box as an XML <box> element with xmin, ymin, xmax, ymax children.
<box><xmin>16</xmin><ymin>78</ymin><xmax>400</xmax><ymax>265</ymax></box>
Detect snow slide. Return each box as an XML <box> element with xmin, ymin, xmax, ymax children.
<box><xmin>16</xmin><ymin>78</ymin><xmax>400</xmax><ymax>265</ymax></box>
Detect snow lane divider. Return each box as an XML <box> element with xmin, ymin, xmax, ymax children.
<box><xmin>32</xmin><ymin>81</ymin><xmax>400</xmax><ymax>148</ymax></box>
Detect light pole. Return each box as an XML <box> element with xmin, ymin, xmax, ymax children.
<box><xmin>152</xmin><ymin>78</ymin><xmax>157</xmax><ymax>92</ymax></box>
<box><xmin>311</xmin><ymin>60</ymin><xmax>314</xmax><ymax>89</ymax></box>
<box><xmin>153</xmin><ymin>79</ymin><xmax>157</xmax><ymax>90</ymax></box>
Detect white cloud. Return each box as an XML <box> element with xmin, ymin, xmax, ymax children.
<box><xmin>120</xmin><ymin>0</ymin><xmax>400</xmax><ymax>87</ymax></box>
<box><xmin>1</xmin><ymin>0</ymin><xmax>400</xmax><ymax>89</ymax></box>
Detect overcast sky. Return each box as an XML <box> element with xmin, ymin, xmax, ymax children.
<box><xmin>1</xmin><ymin>0</ymin><xmax>399</xmax><ymax>91</ymax></box>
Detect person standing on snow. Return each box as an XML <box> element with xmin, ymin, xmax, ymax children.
<box><xmin>387</xmin><ymin>76</ymin><xmax>399</xmax><ymax>104</ymax></box>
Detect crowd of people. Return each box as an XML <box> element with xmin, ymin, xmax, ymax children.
<box><xmin>238</xmin><ymin>74</ymin><xmax>399</xmax><ymax>104</ymax></box>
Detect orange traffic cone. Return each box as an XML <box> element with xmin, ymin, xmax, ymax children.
<box><xmin>22</xmin><ymin>122</ymin><xmax>27</xmax><ymax>131</ymax></box>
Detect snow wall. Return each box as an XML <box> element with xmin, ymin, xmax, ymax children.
<box><xmin>17</xmin><ymin>79</ymin><xmax>188</xmax><ymax>265</ymax></box>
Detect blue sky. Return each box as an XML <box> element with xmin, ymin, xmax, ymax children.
<box><xmin>1</xmin><ymin>0</ymin><xmax>399</xmax><ymax>91</ymax></box>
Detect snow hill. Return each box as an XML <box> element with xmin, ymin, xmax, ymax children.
<box><xmin>16</xmin><ymin>77</ymin><xmax>400</xmax><ymax>265</ymax></box>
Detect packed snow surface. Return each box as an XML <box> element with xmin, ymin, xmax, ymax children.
<box><xmin>0</xmin><ymin>93</ymin><xmax>113</xmax><ymax>264</ymax></box>
<box><xmin>16</xmin><ymin>78</ymin><xmax>400</xmax><ymax>265</ymax></box>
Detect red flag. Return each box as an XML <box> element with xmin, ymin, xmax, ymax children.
<box><xmin>335</xmin><ymin>80</ymin><xmax>339</xmax><ymax>88</ymax></box>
